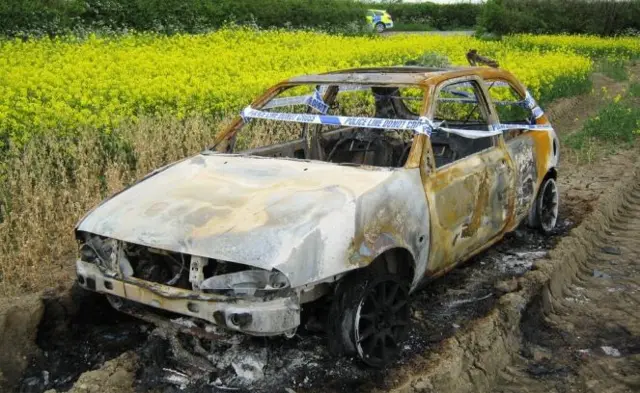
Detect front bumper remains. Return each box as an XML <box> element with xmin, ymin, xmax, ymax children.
<box><xmin>76</xmin><ymin>260</ymin><xmax>300</xmax><ymax>336</ymax></box>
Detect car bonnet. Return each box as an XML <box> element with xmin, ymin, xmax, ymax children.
<box><xmin>76</xmin><ymin>154</ymin><xmax>396</xmax><ymax>284</ymax></box>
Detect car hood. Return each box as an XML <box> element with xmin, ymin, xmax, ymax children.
<box><xmin>77</xmin><ymin>154</ymin><xmax>395</xmax><ymax>285</ymax></box>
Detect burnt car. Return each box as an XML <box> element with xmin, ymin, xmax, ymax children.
<box><xmin>75</xmin><ymin>65</ymin><xmax>559</xmax><ymax>367</ymax></box>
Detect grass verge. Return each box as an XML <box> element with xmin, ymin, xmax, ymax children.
<box><xmin>563</xmin><ymin>94</ymin><xmax>640</xmax><ymax>162</ymax></box>
<box><xmin>0</xmin><ymin>116</ymin><xmax>224</xmax><ymax>296</ymax></box>
<box><xmin>595</xmin><ymin>58</ymin><xmax>628</xmax><ymax>81</ymax></box>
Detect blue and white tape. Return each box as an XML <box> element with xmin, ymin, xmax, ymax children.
<box><xmin>318</xmin><ymin>84</ymin><xmax>370</xmax><ymax>95</ymax></box>
<box><xmin>241</xmin><ymin>106</ymin><xmax>435</xmax><ymax>136</ymax></box>
<box><xmin>437</xmin><ymin>97</ymin><xmax>529</xmax><ymax>107</ymax></box>
<box><xmin>486</xmin><ymin>80</ymin><xmax>512</xmax><ymax>88</ymax></box>
<box><xmin>240</xmin><ymin>108</ymin><xmax>553</xmax><ymax>139</ymax></box>
<box><xmin>442</xmin><ymin>89</ymin><xmax>475</xmax><ymax>99</ymax></box>
<box><xmin>524</xmin><ymin>91</ymin><xmax>545</xmax><ymax>119</ymax></box>
<box><xmin>262</xmin><ymin>89</ymin><xmax>328</xmax><ymax>114</ymax></box>
<box><xmin>496</xmin><ymin>123</ymin><xmax>554</xmax><ymax>132</ymax></box>
<box><xmin>307</xmin><ymin>89</ymin><xmax>329</xmax><ymax>114</ymax></box>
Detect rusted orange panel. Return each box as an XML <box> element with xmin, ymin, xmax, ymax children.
<box><xmin>530</xmin><ymin>130</ymin><xmax>555</xmax><ymax>185</ymax></box>
<box><xmin>422</xmin><ymin>144</ymin><xmax>516</xmax><ymax>274</ymax></box>
<box><xmin>405</xmin><ymin>134</ymin><xmax>424</xmax><ymax>168</ymax></box>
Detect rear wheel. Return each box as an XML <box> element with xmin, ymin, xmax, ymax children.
<box><xmin>328</xmin><ymin>270</ymin><xmax>411</xmax><ymax>368</ymax></box>
<box><xmin>528</xmin><ymin>177</ymin><xmax>559</xmax><ymax>234</ymax></box>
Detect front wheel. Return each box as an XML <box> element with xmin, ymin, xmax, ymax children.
<box><xmin>328</xmin><ymin>271</ymin><xmax>411</xmax><ymax>368</ymax></box>
<box><xmin>528</xmin><ymin>177</ymin><xmax>559</xmax><ymax>234</ymax></box>
<box><xmin>375</xmin><ymin>22</ymin><xmax>386</xmax><ymax>33</ymax></box>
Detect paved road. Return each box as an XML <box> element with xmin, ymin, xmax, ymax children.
<box><xmin>382</xmin><ymin>30</ymin><xmax>475</xmax><ymax>36</ymax></box>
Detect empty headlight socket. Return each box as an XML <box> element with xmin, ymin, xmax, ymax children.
<box><xmin>213</xmin><ymin>311</ymin><xmax>226</xmax><ymax>326</ymax></box>
<box><xmin>230</xmin><ymin>313</ymin><xmax>252</xmax><ymax>328</ymax></box>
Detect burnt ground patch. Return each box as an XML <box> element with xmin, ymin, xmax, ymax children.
<box><xmin>15</xmin><ymin>218</ymin><xmax>572</xmax><ymax>393</ymax></box>
<box><xmin>18</xmin><ymin>287</ymin><xmax>148</xmax><ymax>393</ymax></box>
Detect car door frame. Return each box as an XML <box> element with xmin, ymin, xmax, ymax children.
<box><xmin>484</xmin><ymin>77</ymin><xmax>560</xmax><ymax>231</ymax></box>
<box><xmin>419</xmin><ymin>75</ymin><xmax>517</xmax><ymax>276</ymax></box>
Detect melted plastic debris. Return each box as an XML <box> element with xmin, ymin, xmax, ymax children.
<box><xmin>600</xmin><ymin>346</ymin><xmax>621</xmax><ymax>357</ymax></box>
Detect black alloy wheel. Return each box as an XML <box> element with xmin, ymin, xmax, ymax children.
<box><xmin>354</xmin><ymin>276</ymin><xmax>410</xmax><ymax>367</ymax></box>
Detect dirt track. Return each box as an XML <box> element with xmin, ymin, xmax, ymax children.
<box><xmin>498</xmin><ymin>176</ymin><xmax>640</xmax><ymax>393</ymax></box>
<box><xmin>5</xmin><ymin>71</ymin><xmax>640</xmax><ymax>393</ymax></box>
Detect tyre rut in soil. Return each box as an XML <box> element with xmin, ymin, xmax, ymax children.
<box><xmin>382</xmin><ymin>161</ymin><xmax>639</xmax><ymax>393</ymax></box>
<box><xmin>497</xmin><ymin>176</ymin><xmax>640</xmax><ymax>392</ymax></box>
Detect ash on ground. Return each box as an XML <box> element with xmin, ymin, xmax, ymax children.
<box><xmin>19</xmin><ymin>221</ymin><xmax>571</xmax><ymax>393</ymax></box>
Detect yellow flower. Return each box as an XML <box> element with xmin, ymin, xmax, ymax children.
<box><xmin>3</xmin><ymin>29</ymin><xmax>634</xmax><ymax>147</ymax></box>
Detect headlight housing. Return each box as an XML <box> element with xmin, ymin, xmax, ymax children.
<box><xmin>77</xmin><ymin>233</ymin><xmax>133</xmax><ymax>277</ymax></box>
<box><xmin>78</xmin><ymin>234</ymin><xmax>117</xmax><ymax>271</ymax></box>
<box><xmin>200</xmin><ymin>269</ymin><xmax>291</xmax><ymax>297</ymax></box>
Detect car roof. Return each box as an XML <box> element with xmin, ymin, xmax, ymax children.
<box><xmin>287</xmin><ymin>66</ymin><xmax>520</xmax><ymax>87</ymax></box>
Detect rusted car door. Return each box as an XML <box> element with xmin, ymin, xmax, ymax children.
<box><xmin>484</xmin><ymin>77</ymin><xmax>558</xmax><ymax>230</ymax></box>
<box><xmin>422</xmin><ymin>77</ymin><xmax>515</xmax><ymax>275</ymax></box>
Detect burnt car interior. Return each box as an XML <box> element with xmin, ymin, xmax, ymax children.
<box><xmin>224</xmin><ymin>80</ymin><xmax>498</xmax><ymax>169</ymax></box>
<box><xmin>430</xmin><ymin>80</ymin><xmax>495</xmax><ymax>168</ymax></box>
<box><xmin>234</xmin><ymin>85</ymin><xmax>418</xmax><ymax>168</ymax></box>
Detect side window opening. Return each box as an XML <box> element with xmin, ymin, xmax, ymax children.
<box><xmin>431</xmin><ymin>80</ymin><xmax>495</xmax><ymax>169</ymax></box>
<box><xmin>486</xmin><ymin>79</ymin><xmax>535</xmax><ymax>140</ymax></box>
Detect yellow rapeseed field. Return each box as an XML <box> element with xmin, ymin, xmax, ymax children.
<box><xmin>0</xmin><ymin>29</ymin><xmax>637</xmax><ymax>296</ymax></box>
<box><xmin>505</xmin><ymin>34</ymin><xmax>640</xmax><ymax>59</ymax></box>
<box><xmin>0</xmin><ymin>29</ymin><xmax>606</xmax><ymax>147</ymax></box>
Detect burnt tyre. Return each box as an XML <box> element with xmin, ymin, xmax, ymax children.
<box><xmin>529</xmin><ymin>177</ymin><xmax>559</xmax><ymax>234</ymax></box>
<box><xmin>375</xmin><ymin>22</ymin><xmax>386</xmax><ymax>33</ymax></box>
<box><xmin>328</xmin><ymin>271</ymin><xmax>411</xmax><ymax>368</ymax></box>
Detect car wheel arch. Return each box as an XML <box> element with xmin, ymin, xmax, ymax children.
<box><xmin>346</xmin><ymin>246</ymin><xmax>416</xmax><ymax>287</ymax></box>
<box><xmin>527</xmin><ymin>167</ymin><xmax>559</xmax><ymax>233</ymax></box>
<box><xmin>327</xmin><ymin>247</ymin><xmax>415</xmax><ymax>361</ymax></box>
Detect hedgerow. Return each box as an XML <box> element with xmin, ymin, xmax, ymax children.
<box><xmin>386</xmin><ymin>2</ymin><xmax>481</xmax><ymax>31</ymax></box>
<box><xmin>479</xmin><ymin>0</ymin><xmax>640</xmax><ymax>36</ymax></box>
<box><xmin>0</xmin><ymin>0</ymin><xmax>368</xmax><ymax>37</ymax></box>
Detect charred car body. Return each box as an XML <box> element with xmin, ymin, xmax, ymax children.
<box><xmin>75</xmin><ymin>65</ymin><xmax>559</xmax><ymax>367</ymax></box>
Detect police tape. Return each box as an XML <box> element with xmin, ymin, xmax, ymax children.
<box><xmin>262</xmin><ymin>89</ymin><xmax>329</xmax><ymax>114</ymax></box>
<box><xmin>241</xmin><ymin>107</ymin><xmax>434</xmax><ymax>136</ymax></box>
<box><xmin>486</xmin><ymin>80</ymin><xmax>511</xmax><ymax>88</ymax></box>
<box><xmin>524</xmin><ymin>91</ymin><xmax>545</xmax><ymax>119</ymax></box>
<box><xmin>318</xmin><ymin>84</ymin><xmax>370</xmax><ymax>94</ymax></box>
<box><xmin>240</xmin><ymin>107</ymin><xmax>554</xmax><ymax>139</ymax></box>
<box><xmin>495</xmin><ymin>123</ymin><xmax>554</xmax><ymax>131</ymax></box>
<box><xmin>437</xmin><ymin>97</ymin><xmax>529</xmax><ymax>107</ymax></box>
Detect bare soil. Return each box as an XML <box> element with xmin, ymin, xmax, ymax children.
<box><xmin>0</xmin><ymin>294</ymin><xmax>44</xmax><ymax>391</ymax></box>
<box><xmin>489</xmin><ymin>69</ymin><xmax>640</xmax><ymax>393</ymax></box>
<box><xmin>497</xmin><ymin>181</ymin><xmax>640</xmax><ymax>393</ymax></box>
<box><xmin>548</xmin><ymin>68</ymin><xmax>639</xmax><ymax>223</ymax></box>
<box><xmin>4</xmin><ymin>69</ymin><xmax>640</xmax><ymax>393</ymax></box>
